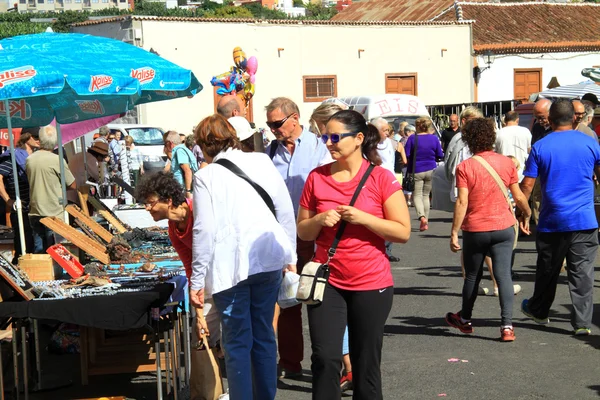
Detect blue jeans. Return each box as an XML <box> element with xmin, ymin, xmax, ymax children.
<box><xmin>29</xmin><ymin>215</ymin><xmax>56</xmax><ymax>254</ymax></box>
<box><xmin>342</xmin><ymin>326</ymin><xmax>349</xmax><ymax>355</ymax></box>
<box><xmin>212</xmin><ymin>270</ymin><xmax>282</xmax><ymax>400</ymax></box>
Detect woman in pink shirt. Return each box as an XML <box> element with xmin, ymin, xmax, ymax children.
<box><xmin>446</xmin><ymin>118</ymin><xmax>531</xmax><ymax>342</ymax></box>
<box><xmin>297</xmin><ymin>110</ymin><xmax>411</xmax><ymax>400</ymax></box>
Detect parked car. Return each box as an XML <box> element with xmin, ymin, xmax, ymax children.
<box><xmin>106</xmin><ymin>124</ymin><xmax>166</xmax><ymax>173</ymax></box>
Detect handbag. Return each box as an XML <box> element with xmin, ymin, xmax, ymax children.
<box><xmin>402</xmin><ymin>132</ymin><xmax>418</xmax><ymax>192</ymax></box>
<box><xmin>215</xmin><ymin>158</ymin><xmax>276</xmax><ymax>219</ymax></box>
<box><xmin>472</xmin><ymin>155</ymin><xmax>519</xmax><ymax>249</ymax></box>
<box><xmin>296</xmin><ymin>164</ymin><xmax>375</xmax><ymax>305</ymax></box>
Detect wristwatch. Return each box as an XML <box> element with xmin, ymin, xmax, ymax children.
<box><xmin>187</xmin><ymin>189</ymin><xmax>193</xmax><ymax>193</ymax></box>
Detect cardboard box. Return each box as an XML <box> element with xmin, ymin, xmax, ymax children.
<box><xmin>18</xmin><ymin>254</ymin><xmax>54</xmax><ymax>282</ymax></box>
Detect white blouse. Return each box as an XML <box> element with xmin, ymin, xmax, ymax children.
<box><xmin>190</xmin><ymin>148</ymin><xmax>297</xmax><ymax>295</ymax></box>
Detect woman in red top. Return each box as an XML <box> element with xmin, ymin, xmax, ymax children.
<box><xmin>297</xmin><ymin>110</ymin><xmax>411</xmax><ymax>400</ymax></box>
<box><xmin>446</xmin><ymin>118</ymin><xmax>531</xmax><ymax>342</ymax></box>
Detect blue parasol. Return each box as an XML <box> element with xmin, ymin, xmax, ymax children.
<box><xmin>0</xmin><ymin>32</ymin><xmax>203</xmax><ymax>255</ymax></box>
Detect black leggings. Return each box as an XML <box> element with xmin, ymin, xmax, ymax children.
<box><xmin>307</xmin><ymin>282</ymin><xmax>393</xmax><ymax>400</ymax></box>
<box><xmin>462</xmin><ymin>226</ymin><xmax>515</xmax><ymax>326</ymax></box>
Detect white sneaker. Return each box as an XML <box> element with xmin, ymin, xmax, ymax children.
<box><xmin>513</xmin><ymin>284</ymin><xmax>522</xmax><ymax>295</ymax></box>
<box><xmin>493</xmin><ymin>285</ymin><xmax>521</xmax><ymax>296</ymax></box>
<box><xmin>477</xmin><ymin>286</ymin><xmax>489</xmax><ymax>295</ymax></box>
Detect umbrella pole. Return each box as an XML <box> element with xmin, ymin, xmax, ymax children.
<box><xmin>4</xmin><ymin>100</ymin><xmax>27</xmax><ymax>257</ymax></box>
<box><xmin>55</xmin><ymin>124</ymin><xmax>69</xmax><ymax>222</ymax></box>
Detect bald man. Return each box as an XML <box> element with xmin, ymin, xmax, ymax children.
<box><xmin>440</xmin><ymin>114</ymin><xmax>460</xmax><ymax>153</ymax></box>
<box><xmin>573</xmin><ymin>100</ymin><xmax>598</xmax><ymax>139</ymax></box>
<box><xmin>216</xmin><ymin>94</ymin><xmax>247</xmax><ymax>118</ymax></box>
<box><xmin>531</xmin><ymin>98</ymin><xmax>552</xmax><ymax>145</ymax></box>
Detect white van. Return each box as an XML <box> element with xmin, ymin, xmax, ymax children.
<box><xmin>324</xmin><ymin>94</ymin><xmax>436</xmax><ymax>132</ymax></box>
<box><xmin>106</xmin><ymin>124</ymin><xmax>166</xmax><ymax>173</ymax></box>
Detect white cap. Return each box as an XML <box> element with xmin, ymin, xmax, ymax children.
<box><xmin>228</xmin><ymin>116</ymin><xmax>255</xmax><ymax>141</ymax></box>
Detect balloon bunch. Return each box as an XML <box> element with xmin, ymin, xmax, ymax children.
<box><xmin>210</xmin><ymin>46</ymin><xmax>258</xmax><ymax>105</ymax></box>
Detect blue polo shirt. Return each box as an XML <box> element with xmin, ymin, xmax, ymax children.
<box><xmin>266</xmin><ymin>126</ymin><xmax>331</xmax><ymax>216</ymax></box>
<box><xmin>524</xmin><ymin>129</ymin><xmax>600</xmax><ymax>232</ymax></box>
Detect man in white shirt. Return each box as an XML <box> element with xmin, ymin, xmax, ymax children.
<box><xmin>495</xmin><ymin>110</ymin><xmax>532</xmax><ymax>181</ymax></box>
<box><xmin>371</xmin><ymin>117</ymin><xmax>400</xmax><ymax>262</ymax></box>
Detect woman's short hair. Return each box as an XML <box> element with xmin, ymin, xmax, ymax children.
<box><xmin>415</xmin><ymin>117</ymin><xmax>432</xmax><ymax>133</ymax></box>
<box><xmin>309</xmin><ymin>103</ymin><xmax>344</xmax><ymax>136</ymax></box>
<box><xmin>404</xmin><ymin>124</ymin><xmax>416</xmax><ymax>133</ymax></box>
<box><xmin>39</xmin><ymin>125</ymin><xmax>57</xmax><ymax>150</ymax></box>
<box><xmin>124</xmin><ymin>135</ymin><xmax>134</xmax><ymax>146</ymax></box>
<box><xmin>461</xmin><ymin>118</ymin><xmax>496</xmax><ymax>155</ymax></box>
<box><xmin>184</xmin><ymin>134</ymin><xmax>195</xmax><ymax>150</ymax></box>
<box><xmin>194</xmin><ymin>114</ymin><xmax>241</xmax><ymax>158</ymax></box>
<box><xmin>328</xmin><ymin>110</ymin><xmax>382</xmax><ymax>166</ymax></box>
<box><xmin>460</xmin><ymin>106</ymin><xmax>484</xmax><ymax>123</ymax></box>
<box><xmin>135</xmin><ymin>171</ymin><xmax>186</xmax><ymax>207</ymax></box>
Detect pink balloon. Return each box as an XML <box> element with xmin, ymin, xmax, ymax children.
<box><xmin>246</xmin><ymin>56</ymin><xmax>258</xmax><ymax>75</ymax></box>
<box><xmin>250</xmin><ymin>75</ymin><xmax>256</xmax><ymax>84</ymax></box>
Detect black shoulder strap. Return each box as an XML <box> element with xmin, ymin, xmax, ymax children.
<box><xmin>215</xmin><ymin>158</ymin><xmax>277</xmax><ymax>219</ymax></box>
<box><xmin>410</xmin><ymin>133</ymin><xmax>418</xmax><ymax>172</ymax></box>
<box><xmin>328</xmin><ymin>164</ymin><xmax>375</xmax><ymax>259</ymax></box>
<box><xmin>269</xmin><ymin>140</ymin><xmax>278</xmax><ymax>160</ymax></box>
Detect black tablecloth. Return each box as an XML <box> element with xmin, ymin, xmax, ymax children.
<box><xmin>0</xmin><ymin>283</ymin><xmax>174</xmax><ymax>331</ymax></box>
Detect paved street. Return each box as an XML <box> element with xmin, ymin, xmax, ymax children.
<box><xmin>276</xmin><ymin>208</ymin><xmax>600</xmax><ymax>400</ymax></box>
<box><xmin>28</xmin><ymin>208</ymin><xmax>600</xmax><ymax>399</ymax></box>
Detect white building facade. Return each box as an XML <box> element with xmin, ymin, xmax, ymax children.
<box><xmin>73</xmin><ymin>17</ymin><xmax>474</xmax><ymax>133</ymax></box>
<box><xmin>475</xmin><ymin>52</ymin><xmax>600</xmax><ymax>103</ymax></box>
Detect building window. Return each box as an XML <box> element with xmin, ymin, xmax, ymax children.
<box><xmin>20</xmin><ymin>0</ymin><xmax>25</xmax><ymax>3</ymax></box>
<box><xmin>303</xmin><ymin>75</ymin><xmax>337</xmax><ymax>102</ymax></box>
<box><xmin>47</xmin><ymin>0</ymin><xmax>54</xmax><ymax>3</ymax></box>
<box><xmin>92</xmin><ymin>0</ymin><xmax>98</xmax><ymax>3</ymax></box>
<box><xmin>37</xmin><ymin>0</ymin><xmax>43</xmax><ymax>3</ymax></box>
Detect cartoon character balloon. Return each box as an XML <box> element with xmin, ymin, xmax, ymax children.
<box><xmin>210</xmin><ymin>46</ymin><xmax>258</xmax><ymax>105</ymax></box>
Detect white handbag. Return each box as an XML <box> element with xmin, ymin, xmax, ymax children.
<box><xmin>296</xmin><ymin>164</ymin><xmax>375</xmax><ymax>305</ymax></box>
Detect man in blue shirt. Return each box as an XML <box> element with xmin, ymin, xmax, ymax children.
<box><xmin>164</xmin><ymin>131</ymin><xmax>198</xmax><ymax>199</ymax></box>
<box><xmin>265</xmin><ymin>97</ymin><xmax>330</xmax><ymax>379</ymax></box>
<box><xmin>520</xmin><ymin>99</ymin><xmax>600</xmax><ymax>335</ymax></box>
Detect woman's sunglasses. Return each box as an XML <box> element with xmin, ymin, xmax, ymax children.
<box><xmin>321</xmin><ymin>132</ymin><xmax>359</xmax><ymax>144</ymax></box>
<box><xmin>266</xmin><ymin>113</ymin><xmax>295</xmax><ymax>130</ymax></box>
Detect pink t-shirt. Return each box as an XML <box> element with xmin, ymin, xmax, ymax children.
<box><xmin>455</xmin><ymin>151</ymin><xmax>518</xmax><ymax>232</ymax></box>
<box><xmin>299</xmin><ymin>159</ymin><xmax>401</xmax><ymax>291</ymax></box>
<box><xmin>168</xmin><ymin>198</ymin><xmax>193</xmax><ymax>280</ymax></box>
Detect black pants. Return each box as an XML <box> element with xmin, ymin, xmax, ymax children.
<box><xmin>307</xmin><ymin>282</ymin><xmax>393</xmax><ymax>400</ymax></box>
<box><xmin>529</xmin><ymin>229</ymin><xmax>597</xmax><ymax>329</ymax></box>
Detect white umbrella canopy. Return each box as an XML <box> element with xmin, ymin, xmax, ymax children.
<box><xmin>539</xmin><ymin>81</ymin><xmax>600</xmax><ymax>100</ymax></box>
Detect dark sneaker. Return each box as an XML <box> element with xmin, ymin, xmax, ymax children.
<box><xmin>445</xmin><ymin>312</ymin><xmax>473</xmax><ymax>334</ymax></box>
<box><xmin>277</xmin><ymin>365</ymin><xmax>302</xmax><ymax>380</ymax></box>
<box><xmin>521</xmin><ymin>299</ymin><xmax>549</xmax><ymax>325</ymax></box>
<box><xmin>387</xmin><ymin>255</ymin><xmax>400</xmax><ymax>263</ymax></box>
<box><xmin>500</xmin><ymin>327</ymin><xmax>515</xmax><ymax>342</ymax></box>
<box><xmin>340</xmin><ymin>371</ymin><xmax>353</xmax><ymax>392</ymax></box>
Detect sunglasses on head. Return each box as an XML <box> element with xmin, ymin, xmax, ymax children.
<box><xmin>321</xmin><ymin>132</ymin><xmax>359</xmax><ymax>144</ymax></box>
<box><xmin>266</xmin><ymin>113</ymin><xmax>295</xmax><ymax>130</ymax></box>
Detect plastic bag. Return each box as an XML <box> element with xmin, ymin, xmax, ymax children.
<box><xmin>278</xmin><ymin>271</ymin><xmax>301</xmax><ymax>309</ymax></box>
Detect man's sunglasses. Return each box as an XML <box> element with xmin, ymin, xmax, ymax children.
<box><xmin>266</xmin><ymin>113</ymin><xmax>295</xmax><ymax>130</ymax></box>
<box><xmin>321</xmin><ymin>132</ymin><xmax>359</xmax><ymax>144</ymax></box>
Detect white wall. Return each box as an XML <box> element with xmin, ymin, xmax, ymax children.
<box><xmin>137</xmin><ymin>20</ymin><xmax>473</xmax><ymax>133</ymax></box>
<box><xmin>476</xmin><ymin>52</ymin><xmax>600</xmax><ymax>102</ymax></box>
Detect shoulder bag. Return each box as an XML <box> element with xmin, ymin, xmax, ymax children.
<box><xmin>402</xmin><ymin>133</ymin><xmax>418</xmax><ymax>192</ymax></box>
<box><xmin>214</xmin><ymin>158</ymin><xmax>276</xmax><ymax>220</ymax></box>
<box><xmin>472</xmin><ymin>155</ymin><xmax>519</xmax><ymax>249</ymax></box>
<box><xmin>296</xmin><ymin>164</ymin><xmax>375</xmax><ymax>305</ymax></box>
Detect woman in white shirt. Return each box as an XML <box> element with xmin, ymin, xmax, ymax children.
<box><xmin>190</xmin><ymin>114</ymin><xmax>297</xmax><ymax>400</ymax></box>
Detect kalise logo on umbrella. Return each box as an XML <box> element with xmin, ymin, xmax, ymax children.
<box><xmin>0</xmin><ymin>66</ymin><xmax>37</xmax><ymax>89</ymax></box>
<box><xmin>0</xmin><ymin>100</ymin><xmax>32</xmax><ymax>120</ymax></box>
<box><xmin>75</xmin><ymin>99</ymin><xmax>105</xmax><ymax>115</ymax></box>
<box><xmin>89</xmin><ymin>75</ymin><xmax>113</xmax><ymax>92</ymax></box>
<box><xmin>131</xmin><ymin>67</ymin><xmax>155</xmax><ymax>85</ymax></box>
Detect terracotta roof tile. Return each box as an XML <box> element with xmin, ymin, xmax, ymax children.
<box><xmin>435</xmin><ymin>2</ymin><xmax>600</xmax><ymax>54</ymax></box>
<box><xmin>70</xmin><ymin>15</ymin><xmax>471</xmax><ymax>27</ymax></box>
<box><xmin>331</xmin><ymin>0</ymin><xmax>454</xmax><ymax>22</ymax></box>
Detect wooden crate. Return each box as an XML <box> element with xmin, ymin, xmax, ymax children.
<box><xmin>18</xmin><ymin>254</ymin><xmax>54</xmax><ymax>281</ymax></box>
